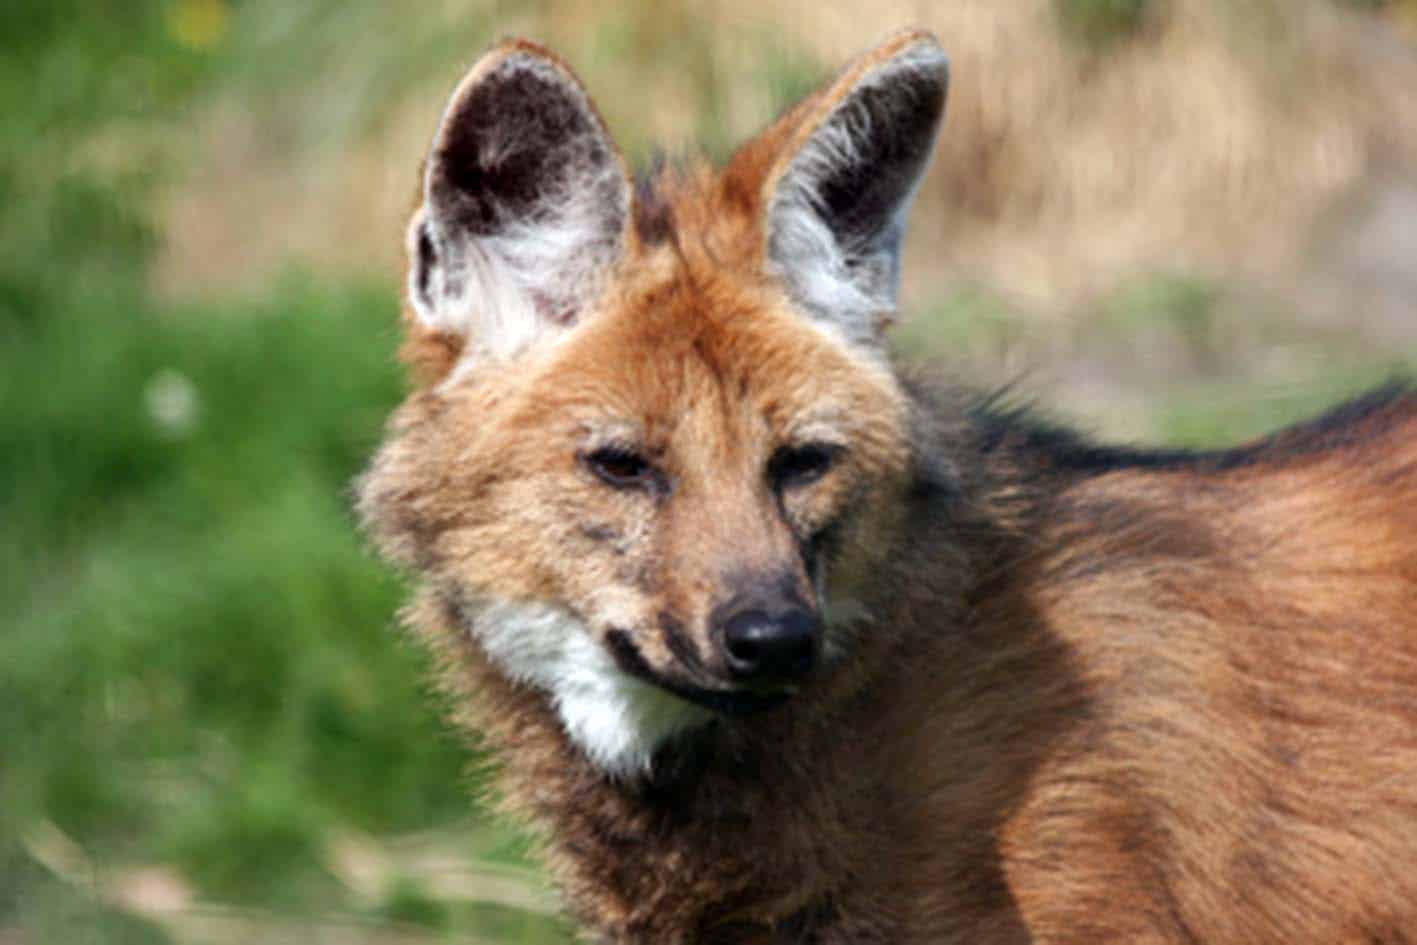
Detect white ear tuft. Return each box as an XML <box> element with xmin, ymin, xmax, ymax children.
<box><xmin>408</xmin><ymin>42</ymin><xmax>631</xmax><ymax>360</ymax></box>
<box><xmin>766</xmin><ymin>34</ymin><xmax>948</xmax><ymax>348</ymax></box>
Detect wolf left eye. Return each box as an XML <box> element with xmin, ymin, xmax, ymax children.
<box><xmin>583</xmin><ymin>446</ymin><xmax>659</xmax><ymax>492</ymax></box>
<box><xmin>769</xmin><ymin>443</ymin><xmax>841</xmax><ymax>491</ymax></box>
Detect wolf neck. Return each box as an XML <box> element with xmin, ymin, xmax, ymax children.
<box><xmin>465</xmin><ymin>633</ymin><xmax>907</xmax><ymax>941</ymax></box>
<box><xmin>415</xmin><ymin>583</ymin><xmax>880</xmax><ymax>925</ymax></box>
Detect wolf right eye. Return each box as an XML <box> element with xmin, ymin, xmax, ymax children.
<box><xmin>583</xmin><ymin>447</ymin><xmax>658</xmax><ymax>492</ymax></box>
<box><xmin>769</xmin><ymin>443</ymin><xmax>841</xmax><ymax>491</ymax></box>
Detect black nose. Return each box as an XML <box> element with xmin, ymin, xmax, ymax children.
<box><xmin>719</xmin><ymin>607</ymin><xmax>820</xmax><ymax>684</ymax></box>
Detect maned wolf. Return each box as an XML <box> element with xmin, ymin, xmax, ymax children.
<box><xmin>358</xmin><ymin>29</ymin><xmax>1417</xmax><ymax>945</ymax></box>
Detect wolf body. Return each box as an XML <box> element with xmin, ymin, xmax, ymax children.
<box><xmin>358</xmin><ymin>31</ymin><xmax>1417</xmax><ymax>944</ymax></box>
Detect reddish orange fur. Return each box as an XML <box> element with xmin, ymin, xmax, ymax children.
<box><xmin>360</xmin><ymin>32</ymin><xmax>1417</xmax><ymax>945</ymax></box>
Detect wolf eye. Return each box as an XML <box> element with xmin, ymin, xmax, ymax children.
<box><xmin>769</xmin><ymin>443</ymin><xmax>841</xmax><ymax>490</ymax></box>
<box><xmin>583</xmin><ymin>447</ymin><xmax>657</xmax><ymax>491</ymax></box>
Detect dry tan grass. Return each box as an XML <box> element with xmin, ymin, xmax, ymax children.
<box><xmin>22</xmin><ymin>818</ymin><xmax>559</xmax><ymax>945</ymax></box>
<box><xmin>908</xmin><ymin>0</ymin><xmax>1417</xmax><ymax>308</ymax></box>
<box><xmin>155</xmin><ymin>0</ymin><xmax>1417</xmax><ymax>326</ymax></box>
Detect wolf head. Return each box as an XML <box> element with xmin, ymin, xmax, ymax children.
<box><xmin>359</xmin><ymin>32</ymin><xmax>948</xmax><ymax>777</ymax></box>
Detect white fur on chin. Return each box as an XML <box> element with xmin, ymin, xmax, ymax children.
<box><xmin>462</xmin><ymin>598</ymin><xmax>712</xmax><ymax>779</ymax></box>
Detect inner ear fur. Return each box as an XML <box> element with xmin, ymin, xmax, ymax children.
<box><xmin>735</xmin><ymin>30</ymin><xmax>949</xmax><ymax>347</ymax></box>
<box><xmin>406</xmin><ymin>38</ymin><xmax>632</xmax><ymax>371</ymax></box>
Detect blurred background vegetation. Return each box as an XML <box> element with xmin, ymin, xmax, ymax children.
<box><xmin>2</xmin><ymin>0</ymin><xmax>1414</xmax><ymax>942</ymax></box>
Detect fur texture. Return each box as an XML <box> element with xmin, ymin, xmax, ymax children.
<box><xmin>358</xmin><ymin>30</ymin><xmax>1417</xmax><ymax>945</ymax></box>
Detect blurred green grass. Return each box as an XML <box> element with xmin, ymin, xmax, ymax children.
<box><xmin>1</xmin><ymin>2</ymin><xmax>1411</xmax><ymax>943</ymax></box>
<box><xmin>1</xmin><ymin>3</ymin><xmax>565</xmax><ymax>941</ymax></box>
<box><xmin>1</xmin><ymin>269</ymin><xmax>571</xmax><ymax>940</ymax></box>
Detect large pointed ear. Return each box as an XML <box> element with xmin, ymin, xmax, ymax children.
<box><xmin>758</xmin><ymin>31</ymin><xmax>947</xmax><ymax>347</ymax></box>
<box><xmin>406</xmin><ymin>39</ymin><xmax>631</xmax><ymax>362</ymax></box>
